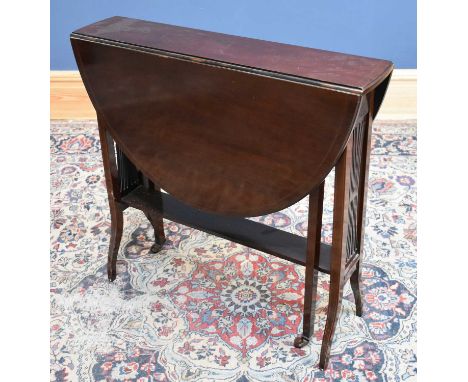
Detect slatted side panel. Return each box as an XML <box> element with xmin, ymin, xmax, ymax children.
<box><xmin>345</xmin><ymin>117</ymin><xmax>367</xmax><ymax>265</ymax></box>
<box><xmin>115</xmin><ymin>144</ymin><xmax>141</xmax><ymax>196</ymax></box>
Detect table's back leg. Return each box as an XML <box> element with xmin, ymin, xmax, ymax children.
<box><xmin>294</xmin><ymin>181</ymin><xmax>325</xmax><ymax>348</ymax></box>
<box><xmin>97</xmin><ymin>115</ymin><xmax>125</xmax><ymax>282</ymax></box>
<box><xmin>319</xmin><ymin>140</ymin><xmax>353</xmax><ymax>369</ymax></box>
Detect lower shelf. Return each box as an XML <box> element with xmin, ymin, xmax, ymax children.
<box><xmin>121</xmin><ymin>186</ymin><xmax>332</xmax><ymax>274</ymax></box>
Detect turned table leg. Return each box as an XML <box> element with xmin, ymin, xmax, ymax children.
<box><xmin>295</xmin><ymin>182</ymin><xmax>324</xmax><ymax>348</ymax></box>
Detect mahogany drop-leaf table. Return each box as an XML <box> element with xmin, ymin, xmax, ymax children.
<box><xmin>71</xmin><ymin>16</ymin><xmax>392</xmax><ymax>369</ymax></box>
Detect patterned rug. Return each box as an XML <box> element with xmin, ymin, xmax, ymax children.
<box><xmin>50</xmin><ymin>120</ymin><xmax>417</xmax><ymax>382</ymax></box>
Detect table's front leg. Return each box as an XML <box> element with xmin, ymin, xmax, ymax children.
<box><xmin>319</xmin><ymin>95</ymin><xmax>374</xmax><ymax>369</ymax></box>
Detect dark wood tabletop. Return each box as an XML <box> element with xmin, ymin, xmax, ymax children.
<box><xmin>72</xmin><ymin>16</ymin><xmax>392</xmax><ymax>93</ymax></box>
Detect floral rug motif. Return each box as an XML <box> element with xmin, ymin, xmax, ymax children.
<box><xmin>50</xmin><ymin>120</ymin><xmax>417</xmax><ymax>382</ymax></box>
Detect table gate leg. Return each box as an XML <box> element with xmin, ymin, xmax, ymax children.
<box><xmin>294</xmin><ymin>182</ymin><xmax>324</xmax><ymax>348</ymax></box>
<box><xmin>141</xmin><ymin>176</ymin><xmax>166</xmax><ymax>253</ymax></box>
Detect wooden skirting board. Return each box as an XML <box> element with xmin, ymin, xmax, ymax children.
<box><xmin>50</xmin><ymin>69</ymin><xmax>416</xmax><ymax>120</ymax></box>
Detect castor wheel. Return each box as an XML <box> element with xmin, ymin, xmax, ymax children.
<box><xmin>294</xmin><ymin>335</ymin><xmax>310</xmax><ymax>348</ymax></box>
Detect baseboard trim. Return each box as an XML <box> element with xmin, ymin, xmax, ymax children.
<box><xmin>51</xmin><ymin>71</ymin><xmax>96</xmax><ymax>120</ymax></box>
<box><xmin>377</xmin><ymin>69</ymin><xmax>416</xmax><ymax>120</ymax></box>
<box><xmin>50</xmin><ymin>69</ymin><xmax>416</xmax><ymax>120</ymax></box>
